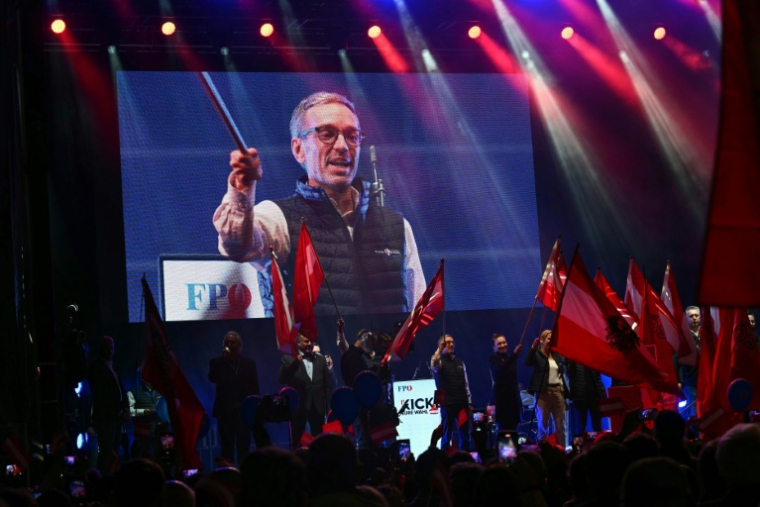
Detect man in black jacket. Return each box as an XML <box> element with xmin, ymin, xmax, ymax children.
<box><xmin>431</xmin><ymin>335</ymin><xmax>473</xmax><ymax>451</ymax></box>
<box><xmin>567</xmin><ymin>361</ymin><xmax>606</xmax><ymax>434</ymax></box>
<box><xmin>208</xmin><ymin>331</ymin><xmax>260</xmax><ymax>464</ymax></box>
<box><xmin>280</xmin><ymin>334</ymin><xmax>331</xmax><ymax>448</ymax></box>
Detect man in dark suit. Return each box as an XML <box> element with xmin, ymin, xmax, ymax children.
<box><xmin>208</xmin><ymin>331</ymin><xmax>260</xmax><ymax>464</ymax></box>
<box><xmin>88</xmin><ymin>335</ymin><xmax>129</xmax><ymax>473</ymax></box>
<box><xmin>279</xmin><ymin>334</ymin><xmax>330</xmax><ymax>448</ymax></box>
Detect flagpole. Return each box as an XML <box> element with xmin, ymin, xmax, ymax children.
<box><xmin>517</xmin><ymin>298</ymin><xmax>539</xmax><ymax>347</ymax></box>
<box><xmin>440</xmin><ymin>259</ymin><xmax>446</xmax><ymax>339</ymax></box>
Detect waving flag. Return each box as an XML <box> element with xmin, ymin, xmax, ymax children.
<box><xmin>661</xmin><ymin>262</ymin><xmax>698</xmax><ymax>366</ymax></box>
<box><xmin>292</xmin><ymin>222</ymin><xmax>325</xmax><ymax>342</ymax></box>
<box><xmin>271</xmin><ymin>250</ymin><xmax>298</xmax><ymax>356</ymax></box>
<box><xmin>382</xmin><ymin>261</ymin><xmax>445</xmax><ymax>365</ymax></box>
<box><xmin>595</xmin><ymin>267</ymin><xmax>637</xmax><ymax>331</ymax></box>
<box><xmin>536</xmin><ymin>236</ymin><xmax>565</xmax><ymax>311</ymax></box>
<box><xmin>552</xmin><ymin>251</ymin><xmax>682</xmax><ymax>398</ymax></box>
<box><xmin>142</xmin><ymin>278</ymin><xmax>205</xmax><ymax>469</ymax></box>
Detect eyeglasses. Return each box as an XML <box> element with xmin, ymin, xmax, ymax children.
<box><xmin>297</xmin><ymin>125</ymin><xmax>366</xmax><ymax>147</ymax></box>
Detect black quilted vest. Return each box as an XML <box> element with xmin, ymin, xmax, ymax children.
<box><xmin>435</xmin><ymin>355</ymin><xmax>469</xmax><ymax>406</ymax></box>
<box><xmin>274</xmin><ymin>176</ymin><xmax>408</xmax><ymax>316</ymax></box>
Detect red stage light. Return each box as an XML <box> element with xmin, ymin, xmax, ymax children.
<box><xmin>161</xmin><ymin>22</ymin><xmax>176</xmax><ymax>36</ymax></box>
<box><xmin>468</xmin><ymin>26</ymin><xmax>482</xmax><ymax>39</ymax></box>
<box><xmin>561</xmin><ymin>27</ymin><xmax>574</xmax><ymax>40</ymax></box>
<box><xmin>654</xmin><ymin>27</ymin><xmax>666</xmax><ymax>40</ymax></box>
<box><xmin>368</xmin><ymin>26</ymin><xmax>382</xmax><ymax>39</ymax></box>
<box><xmin>51</xmin><ymin>19</ymin><xmax>66</xmax><ymax>34</ymax></box>
<box><xmin>261</xmin><ymin>23</ymin><xmax>274</xmax><ymax>38</ymax></box>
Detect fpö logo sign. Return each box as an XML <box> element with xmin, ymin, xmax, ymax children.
<box><xmin>186</xmin><ymin>283</ymin><xmax>252</xmax><ymax>311</ymax></box>
<box><xmin>397</xmin><ymin>385</ymin><xmax>413</xmax><ymax>392</ymax></box>
<box><xmin>161</xmin><ymin>259</ymin><xmax>265</xmax><ymax>321</ymax></box>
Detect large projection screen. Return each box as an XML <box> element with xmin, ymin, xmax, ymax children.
<box><xmin>118</xmin><ymin>72</ymin><xmax>540</xmax><ymax>322</ymax></box>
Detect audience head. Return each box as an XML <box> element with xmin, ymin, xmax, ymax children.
<box><xmin>113</xmin><ymin>458</ymin><xmax>165</xmax><ymax>507</ymax></box>
<box><xmin>162</xmin><ymin>480</ymin><xmax>195</xmax><ymax>507</ymax></box>
<box><xmin>472</xmin><ymin>464</ymin><xmax>521</xmax><ymax>507</ymax></box>
<box><xmin>697</xmin><ymin>439</ymin><xmax>725</xmax><ymax>501</ymax></box>
<box><xmin>716</xmin><ymin>423</ymin><xmax>760</xmax><ymax>492</ymax></box>
<box><xmin>195</xmin><ymin>467</ymin><xmax>241</xmax><ymax>507</ymax></box>
<box><xmin>306</xmin><ymin>433</ymin><xmax>358</xmax><ymax>496</ymax></box>
<box><xmin>585</xmin><ymin>441</ymin><xmax>628</xmax><ymax>500</ymax></box>
<box><xmin>621</xmin><ymin>457</ymin><xmax>690</xmax><ymax>507</ymax></box>
<box><xmin>240</xmin><ymin>447</ymin><xmax>306</xmax><ymax>507</ymax></box>
<box><xmin>653</xmin><ymin>410</ymin><xmax>686</xmax><ymax>448</ymax></box>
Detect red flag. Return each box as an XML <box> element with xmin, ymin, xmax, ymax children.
<box><xmin>536</xmin><ymin>236</ymin><xmax>565</xmax><ymax>311</ymax></box>
<box><xmin>699</xmin><ymin>0</ymin><xmax>760</xmax><ymax>306</ymax></box>
<box><xmin>369</xmin><ymin>421</ymin><xmax>399</xmax><ymax>445</ymax></box>
<box><xmin>625</xmin><ymin>259</ymin><xmax>687</xmax><ymax>360</ymax></box>
<box><xmin>552</xmin><ymin>251</ymin><xmax>682</xmax><ymax>398</ymax></box>
<box><xmin>1</xmin><ymin>435</ymin><xmax>31</xmax><ymax>470</ymax></box>
<box><xmin>292</xmin><ymin>223</ymin><xmax>325</xmax><ymax>342</ymax></box>
<box><xmin>712</xmin><ymin>308</ymin><xmax>760</xmax><ymax>413</ymax></box>
<box><xmin>142</xmin><ymin>277</ymin><xmax>205</xmax><ymax>469</ymax></box>
<box><xmin>661</xmin><ymin>261</ymin><xmax>698</xmax><ymax>366</ymax></box>
<box><xmin>457</xmin><ymin>409</ymin><xmax>468</xmax><ymax>428</ymax></box>
<box><xmin>445</xmin><ymin>441</ymin><xmax>458</xmax><ymax>457</ymax></box>
<box><xmin>382</xmin><ymin>261</ymin><xmax>445</xmax><ymax>365</ymax></box>
<box><xmin>322</xmin><ymin>420</ymin><xmax>343</xmax><ymax>435</ymax></box>
<box><xmin>639</xmin><ymin>277</ymin><xmax>681</xmax><ymax>407</ymax></box>
<box><xmin>299</xmin><ymin>432</ymin><xmax>315</xmax><ymax>448</ymax></box>
<box><xmin>697</xmin><ymin>307</ymin><xmax>719</xmax><ymax>419</ymax></box>
<box><xmin>271</xmin><ymin>250</ymin><xmax>298</xmax><ymax>356</ymax></box>
<box><xmin>595</xmin><ymin>267</ymin><xmax>637</xmax><ymax>331</ymax></box>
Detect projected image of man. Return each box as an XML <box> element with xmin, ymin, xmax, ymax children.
<box><xmin>213</xmin><ymin>92</ymin><xmax>425</xmax><ymax>316</ymax></box>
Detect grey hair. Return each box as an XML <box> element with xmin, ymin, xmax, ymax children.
<box><xmin>289</xmin><ymin>91</ymin><xmax>358</xmax><ymax>138</ymax></box>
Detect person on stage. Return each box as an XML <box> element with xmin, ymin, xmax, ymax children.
<box><xmin>525</xmin><ymin>329</ymin><xmax>569</xmax><ymax>448</ymax></box>
<box><xmin>208</xmin><ymin>331</ymin><xmax>260</xmax><ymax>465</ymax></box>
<box><xmin>279</xmin><ymin>334</ymin><xmax>331</xmax><ymax>448</ymax></box>
<box><xmin>488</xmin><ymin>333</ymin><xmax>523</xmax><ymax>431</ymax></box>
<box><xmin>566</xmin><ymin>361</ymin><xmax>606</xmax><ymax>434</ymax></box>
<box><xmin>213</xmin><ymin>91</ymin><xmax>426</xmax><ymax>317</ymax></box>
<box><xmin>431</xmin><ymin>335</ymin><xmax>473</xmax><ymax>451</ymax></box>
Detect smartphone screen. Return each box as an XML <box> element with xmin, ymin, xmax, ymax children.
<box><xmin>572</xmin><ymin>435</ymin><xmax>584</xmax><ymax>450</ymax></box>
<box><xmin>397</xmin><ymin>440</ymin><xmax>411</xmax><ymax>462</ymax></box>
<box><xmin>585</xmin><ymin>431</ymin><xmax>598</xmax><ymax>441</ymax></box>
<box><xmin>69</xmin><ymin>480</ymin><xmax>85</xmax><ymax>498</ymax></box>
<box><xmin>160</xmin><ymin>433</ymin><xmax>174</xmax><ymax>450</ymax></box>
<box><xmin>183</xmin><ymin>469</ymin><xmax>199</xmax><ymax>478</ymax></box>
<box><xmin>65</xmin><ymin>456</ymin><xmax>75</xmax><ymax>466</ymax></box>
<box><xmin>498</xmin><ymin>432</ymin><xmax>518</xmax><ymax>464</ymax></box>
<box><xmin>469</xmin><ymin>451</ymin><xmax>481</xmax><ymax>463</ymax></box>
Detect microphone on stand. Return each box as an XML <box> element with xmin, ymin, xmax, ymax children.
<box><xmin>369</xmin><ymin>145</ymin><xmax>385</xmax><ymax>207</ymax></box>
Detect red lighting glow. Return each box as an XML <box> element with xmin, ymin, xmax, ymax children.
<box><xmin>654</xmin><ymin>27</ymin><xmax>666</xmax><ymax>40</ymax></box>
<box><xmin>261</xmin><ymin>23</ymin><xmax>274</xmax><ymax>38</ymax></box>
<box><xmin>51</xmin><ymin>19</ymin><xmax>66</xmax><ymax>34</ymax></box>
<box><xmin>561</xmin><ymin>27</ymin><xmax>574</xmax><ymax>40</ymax></box>
<box><xmin>161</xmin><ymin>22</ymin><xmax>176</xmax><ymax>36</ymax></box>
<box><xmin>468</xmin><ymin>26</ymin><xmax>482</xmax><ymax>39</ymax></box>
<box><xmin>368</xmin><ymin>26</ymin><xmax>382</xmax><ymax>39</ymax></box>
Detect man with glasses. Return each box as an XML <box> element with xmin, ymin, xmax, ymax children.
<box><xmin>214</xmin><ymin>91</ymin><xmax>425</xmax><ymax>316</ymax></box>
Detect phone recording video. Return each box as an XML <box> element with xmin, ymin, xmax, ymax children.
<box><xmin>5</xmin><ymin>464</ymin><xmax>20</xmax><ymax>476</ymax></box>
<box><xmin>64</xmin><ymin>456</ymin><xmax>75</xmax><ymax>466</ymax></box>
<box><xmin>160</xmin><ymin>433</ymin><xmax>175</xmax><ymax>451</ymax></box>
<box><xmin>585</xmin><ymin>431</ymin><xmax>598</xmax><ymax>441</ymax></box>
<box><xmin>397</xmin><ymin>439</ymin><xmax>411</xmax><ymax>463</ymax></box>
<box><xmin>572</xmin><ymin>434</ymin><xmax>584</xmax><ymax>451</ymax></box>
<box><xmin>69</xmin><ymin>480</ymin><xmax>86</xmax><ymax>498</ymax></box>
<box><xmin>639</xmin><ymin>408</ymin><xmax>658</xmax><ymax>421</ymax></box>
<box><xmin>183</xmin><ymin>469</ymin><xmax>199</xmax><ymax>478</ymax></box>
<box><xmin>498</xmin><ymin>431</ymin><xmax>518</xmax><ymax>464</ymax></box>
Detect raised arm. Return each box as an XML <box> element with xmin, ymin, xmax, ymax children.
<box><xmin>213</xmin><ymin>149</ymin><xmax>291</xmax><ymax>262</ymax></box>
